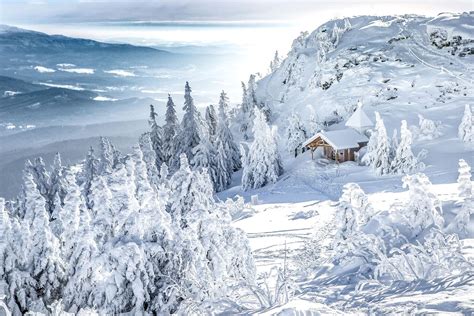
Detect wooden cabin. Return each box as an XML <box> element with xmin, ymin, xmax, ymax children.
<box><xmin>303</xmin><ymin>129</ymin><xmax>369</xmax><ymax>162</ymax></box>
<box><xmin>302</xmin><ymin>102</ymin><xmax>373</xmax><ymax>163</ymax></box>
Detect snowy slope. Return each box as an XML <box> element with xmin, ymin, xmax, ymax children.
<box><xmin>221</xmin><ymin>12</ymin><xmax>474</xmax><ymax>314</ymax></box>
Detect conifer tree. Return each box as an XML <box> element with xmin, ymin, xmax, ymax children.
<box><xmin>97</xmin><ymin>137</ymin><xmax>115</xmax><ymax>175</ymax></box>
<box><xmin>205</xmin><ymin>104</ymin><xmax>218</xmax><ymax>139</ymax></box>
<box><xmin>163</xmin><ymin>94</ymin><xmax>179</xmax><ymax>164</ymax></box>
<box><xmin>49</xmin><ymin>152</ymin><xmax>67</xmax><ymax>211</ymax></box>
<box><xmin>242</xmin><ymin>109</ymin><xmax>283</xmax><ymax>190</ymax></box>
<box><xmin>173</xmin><ymin>82</ymin><xmax>201</xmax><ymax>168</ymax></box>
<box><xmin>81</xmin><ymin>146</ymin><xmax>98</xmax><ymax>208</ymax></box>
<box><xmin>458</xmin><ymin>104</ymin><xmax>473</xmax><ymax>143</ymax></box>
<box><xmin>457</xmin><ymin>159</ymin><xmax>472</xmax><ymax>201</ymax></box>
<box><xmin>390</xmin><ymin>120</ymin><xmax>422</xmax><ymax>174</ymax></box>
<box><xmin>192</xmin><ymin>135</ymin><xmax>218</xmax><ymax>190</ymax></box>
<box><xmin>362</xmin><ymin>112</ymin><xmax>391</xmax><ymax>175</ymax></box>
<box><xmin>22</xmin><ymin>171</ymin><xmax>65</xmax><ymax>308</ymax></box>
<box><xmin>269</xmin><ymin>50</ymin><xmax>281</xmax><ymax>73</ymax></box>
<box><xmin>149</xmin><ymin>104</ymin><xmax>165</xmax><ymax>168</ymax></box>
<box><xmin>217</xmin><ymin>90</ymin><xmax>241</xmax><ymax>171</ymax></box>
<box><xmin>286</xmin><ymin>113</ymin><xmax>307</xmax><ymax>157</ymax></box>
<box><xmin>139</xmin><ymin>132</ymin><xmax>161</xmax><ymax>190</ymax></box>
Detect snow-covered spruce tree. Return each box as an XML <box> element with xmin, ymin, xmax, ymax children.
<box><xmin>205</xmin><ymin>104</ymin><xmax>218</xmax><ymax>139</ymax></box>
<box><xmin>286</xmin><ymin>113</ymin><xmax>307</xmax><ymax>157</ymax></box>
<box><xmin>89</xmin><ymin>174</ymin><xmax>113</xmax><ymax>246</ymax></box>
<box><xmin>148</xmin><ymin>104</ymin><xmax>165</xmax><ymax>169</ymax></box>
<box><xmin>331</xmin><ymin>183</ymin><xmax>375</xmax><ymax>264</ymax></box>
<box><xmin>218</xmin><ymin>90</ymin><xmax>241</xmax><ymax>171</ymax></box>
<box><xmin>457</xmin><ymin>158</ymin><xmax>472</xmax><ymax>201</ymax></box>
<box><xmin>390</xmin><ymin>120</ymin><xmax>423</xmax><ymax>174</ymax></box>
<box><xmin>59</xmin><ymin>169</ymin><xmax>84</xmax><ymax>259</ymax></box>
<box><xmin>172</xmin><ymin>82</ymin><xmax>201</xmax><ymax>169</ymax></box>
<box><xmin>416</xmin><ymin>114</ymin><xmax>442</xmax><ymax>140</ymax></box>
<box><xmin>48</xmin><ymin>153</ymin><xmax>67</xmax><ymax>211</ymax></box>
<box><xmin>139</xmin><ymin>132</ymin><xmax>161</xmax><ymax>190</ymax></box>
<box><xmin>97</xmin><ymin>136</ymin><xmax>115</xmax><ymax>175</ymax></box>
<box><xmin>163</xmin><ymin>94</ymin><xmax>179</xmax><ymax>164</ymax></box>
<box><xmin>192</xmin><ymin>134</ymin><xmax>219</xmax><ymax>190</ymax></box>
<box><xmin>2</xmin><ymin>203</ymin><xmax>36</xmax><ymax>314</ymax></box>
<box><xmin>458</xmin><ymin>104</ymin><xmax>473</xmax><ymax>143</ymax></box>
<box><xmin>362</xmin><ymin>112</ymin><xmax>390</xmax><ymax>175</ymax></box>
<box><xmin>389</xmin><ymin>128</ymin><xmax>398</xmax><ymax>161</ymax></box>
<box><xmin>22</xmin><ymin>171</ymin><xmax>65</xmax><ymax>312</ymax></box>
<box><xmin>242</xmin><ymin>109</ymin><xmax>283</xmax><ymax>190</ymax></box>
<box><xmin>269</xmin><ymin>50</ymin><xmax>280</xmax><ymax>73</ymax></box>
<box><xmin>401</xmin><ymin>173</ymin><xmax>444</xmax><ymax>238</ymax></box>
<box><xmin>79</xmin><ymin>146</ymin><xmax>98</xmax><ymax>208</ymax></box>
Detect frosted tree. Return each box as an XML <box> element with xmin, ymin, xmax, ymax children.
<box><xmin>457</xmin><ymin>159</ymin><xmax>472</xmax><ymax>201</ymax></box>
<box><xmin>108</xmin><ymin>159</ymin><xmax>140</xmax><ymax>238</ymax></box>
<box><xmin>205</xmin><ymin>104</ymin><xmax>218</xmax><ymax>139</ymax></box>
<box><xmin>308</xmin><ymin>114</ymin><xmax>322</xmax><ymax>136</ymax></box>
<box><xmin>239</xmin><ymin>81</ymin><xmax>253</xmax><ymax>140</ymax></box>
<box><xmin>331</xmin><ymin>183</ymin><xmax>375</xmax><ymax>264</ymax></box>
<box><xmin>416</xmin><ymin>114</ymin><xmax>441</xmax><ymax>140</ymax></box>
<box><xmin>173</xmin><ymin>82</ymin><xmax>201</xmax><ymax>168</ymax></box>
<box><xmin>97</xmin><ymin>136</ymin><xmax>115</xmax><ymax>175</ymax></box>
<box><xmin>192</xmin><ymin>135</ymin><xmax>218</xmax><ymax>190</ymax></box>
<box><xmin>80</xmin><ymin>146</ymin><xmax>98</xmax><ymax>208</ymax></box>
<box><xmin>217</xmin><ymin>90</ymin><xmax>241</xmax><ymax>171</ymax></box>
<box><xmin>458</xmin><ymin>104</ymin><xmax>473</xmax><ymax>143</ymax></box>
<box><xmin>89</xmin><ymin>175</ymin><xmax>113</xmax><ymax>246</ymax></box>
<box><xmin>389</xmin><ymin>129</ymin><xmax>398</xmax><ymax>161</ymax></box>
<box><xmin>390</xmin><ymin>120</ymin><xmax>422</xmax><ymax>174</ymax></box>
<box><xmin>139</xmin><ymin>132</ymin><xmax>161</xmax><ymax>190</ymax></box>
<box><xmin>242</xmin><ymin>109</ymin><xmax>283</xmax><ymax>190</ymax></box>
<box><xmin>59</xmin><ymin>169</ymin><xmax>84</xmax><ymax>259</ymax></box>
<box><xmin>286</xmin><ymin>113</ymin><xmax>307</xmax><ymax>157</ymax></box>
<box><xmin>163</xmin><ymin>94</ymin><xmax>179</xmax><ymax>164</ymax></box>
<box><xmin>48</xmin><ymin>152</ymin><xmax>67</xmax><ymax>212</ymax></box>
<box><xmin>148</xmin><ymin>104</ymin><xmax>165</xmax><ymax>168</ymax></box>
<box><xmin>362</xmin><ymin>112</ymin><xmax>391</xmax><ymax>175</ymax></box>
<box><xmin>22</xmin><ymin>171</ymin><xmax>65</xmax><ymax>309</ymax></box>
<box><xmin>269</xmin><ymin>50</ymin><xmax>281</xmax><ymax>73</ymax></box>
<box><xmin>401</xmin><ymin>173</ymin><xmax>444</xmax><ymax>238</ymax></box>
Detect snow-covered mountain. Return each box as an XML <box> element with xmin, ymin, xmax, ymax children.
<box><xmin>257</xmin><ymin>13</ymin><xmax>473</xmax><ymax>129</ymax></box>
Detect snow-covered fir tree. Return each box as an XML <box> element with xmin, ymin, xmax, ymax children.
<box><xmin>390</xmin><ymin>120</ymin><xmax>423</xmax><ymax>174</ymax></box>
<box><xmin>80</xmin><ymin>146</ymin><xmax>98</xmax><ymax>208</ymax></box>
<box><xmin>148</xmin><ymin>104</ymin><xmax>165</xmax><ymax>168</ymax></box>
<box><xmin>48</xmin><ymin>153</ymin><xmax>67</xmax><ymax>211</ymax></box>
<box><xmin>163</xmin><ymin>94</ymin><xmax>179</xmax><ymax>164</ymax></box>
<box><xmin>97</xmin><ymin>136</ymin><xmax>115</xmax><ymax>175</ymax></box>
<box><xmin>415</xmin><ymin>114</ymin><xmax>442</xmax><ymax>140</ymax></box>
<box><xmin>457</xmin><ymin>158</ymin><xmax>472</xmax><ymax>201</ymax></box>
<box><xmin>401</xmin><ymin>173</ymin><xmax>444</xmax><ymax>238</ymax></box>
<box><xmin>217</xmin><ymin>90</ymin><xmax>241</xmax><ymax>171</ymax></box>
<box><xmin>205</xmin><ymin>104</ymin><xmax>218</xmax><ymax>139</ymax></box>
<box><xmin>173</xmin><ymin>82</ymin><xmax>201</xmax><ymax>168</ymax></box>
<box><xmin>285</xmin><ymin>113</ymin><xmax>307</xmax><ymax>157</ymax></box>
<box><xmin>22</xmin><ymin>171</ymin><xmax>65</xmax><ymax>311</ymax></box>
<box><xmin>458</xmin><ymin>104</ymin><xmax>473</xmax><ymax>143</ymax></box>
<box><xmin>362</xmin><ymin>112</ymin><xmax>391</xmax><ymax>175</ymax></box>
<box><xmin>331</xmin><ymin>183</ymin><xmax>374</xmax><ymax>263</ymax></box>
<box><xmin>192</xmin><ymin>134</ymin><xmax>218</xmax><ymax>190</ymax></box>
<box><xmin>269</xmin><ymin>50</ymin><xmax>281</xmax><ymax>73</ymax></box>
<box><xmin>242</xmin><ymin>109</ymin><xmax>283</xmax><ymax>190</ymax></box>
<box><xmin>139</xmin><ymin>132</ymin><xmax>161</xmax><ymax>190</ymax></box>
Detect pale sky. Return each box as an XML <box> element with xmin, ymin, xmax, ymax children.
<box><xmin>0</xmin><ymin>0</ymin><xmax>472</xmax><ymax>25</ymax></box>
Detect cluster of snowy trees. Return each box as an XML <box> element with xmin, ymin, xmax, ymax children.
<box><xmin>411</xmin><ymin>114</ymin><xmax>442</xmax><ymax>140</ymax></box>
<box><xmin>145</xmin><ymin>82</ymin><xmax>240</xmax><ymax>192</ymax></box>
<box><xmin>0</xmin><ymin>139</ymin><xmax>256</xmax><ymax>314</ymax></box>
<box><xmin>363</xmin><ymin>112</ymin><xmax>425</xmax><ymax>175</ymax></box>
<box><xmin>331</xmin><ymin>159</ymin><xmax>473</xmax><ymax>283</ymax></box>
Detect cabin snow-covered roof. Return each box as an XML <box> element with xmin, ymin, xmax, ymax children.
<box><xmin>345</xmin><ymin>103</ymin><xmax>373</xmax><ymax>130</ymax></box>
<box><xmin>303</xmin><ymin>129</ymin><xmax>369</xmax><ymax>150</ymax></box>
